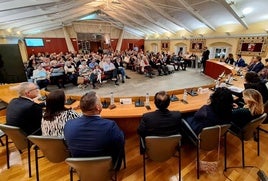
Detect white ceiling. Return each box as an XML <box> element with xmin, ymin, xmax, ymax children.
<box><xmin>1</xmin><ymin>0</ymin><xmax>268</xmax><ymax>38</ymax></box>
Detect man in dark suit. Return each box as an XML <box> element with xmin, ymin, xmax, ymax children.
<box><xmin>137</xmin><ymin>91</ymin><xmax>182</xmax><ymax>138</ymax></box>
<box><xmin>201</xmin><ymin>46</ymin><xmax>210</xmax><ymax>72</ymax></box>
<box><xmin>6</xmin><ymin>82</ymin><xmax>43</xmax><ymax>135</ymax></box>
<box><xmin>64</xmin><ymin>91</ymin><xmax>125</xmax><ymax>171</ymax></box>
<box><xmin>248</xmin><ymin>55</ymin><xmax>264</xmax><ymax>73</ymax></box>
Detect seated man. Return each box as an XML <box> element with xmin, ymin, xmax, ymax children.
<box><xmin>102</xmin><ymin>57</ymin><xmax>119</xmax><ymax>85</ymax></box>
<box><xmin>137</xmin><ymin>91</ymin><xmax>182</xmax><ymax>139</ymax></box>
<box><xmin>32</xmin><ymin>64</ymin><xmax>50</xmax><ymax>90</ymax></box>
<box><xmin>6</xmin><ymin>82</ymin><xmax>43</xmax><ymax>135</ymax></box>
<box><xmin>113</xmin><ymin>57</ymin><xmax>130</xmax><ymax>83</ymax></box>
<box><xmin>64</xmin><ymin>91</ymin><xmax>125</xmax><ymax>170</ymax></box>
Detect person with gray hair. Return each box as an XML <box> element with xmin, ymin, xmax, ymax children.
<box><xmin>6</xmin><ymin>82</ymin><xmax>43</xmax><ymax>135</ymax></box>
<box><xmin>64</xmin><ymin>91</ymin><xmax>125</xmax><ymax>170</ymax></box>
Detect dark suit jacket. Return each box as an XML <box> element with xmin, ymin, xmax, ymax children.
<box><xmin>230</xmin><ymin>108</ymin><xmax>259</xmax><ymax>131</ymax></box>
<box><xmin>6</xmin><ymin>97</ymin><xmax>43</xmax><ymax>135</ymax></box>
<box><xmin>64</xmin><ymin>115</ymin><xmax>124</xmax><ymax>170</ymax></box>
<box><xmin>235</xmin><ymin>58</ymin><xmax>246</xmax><ymax>67</ymax></box>
<box><xmin>248</xmin><ymin>62</ymin><xmax>264</xmax><ymax>73</ymax></box>
<box><xmin>137</xmin><ymin>109</ymin><xmax>182</xmax><ymax>138</ymax></box>
<box><xmin>187</xmin><ymin>105</ymin><xmax>231</xmax><ymax>135</ymax></box>
<box><xmin>244</xmin><ymin>82</ymin><xmax>268</xmax><ymax>103</ymax></box>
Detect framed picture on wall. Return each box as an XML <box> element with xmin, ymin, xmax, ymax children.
<box><xmin>237</xmin><ymin>37</ymin><xmax>268</xmax><ymax>56</ymax></box>
<box><xmin>190</xmin><ymin>39</ymin><xmax>206</xmax><ymax>52</ymax></box>
<box><xmin>161</xmin><ymin>41</ymin><xmax>170</xmax><ymax>51</ymax></box>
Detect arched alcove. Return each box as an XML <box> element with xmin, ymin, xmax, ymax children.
<box><xmin>208</xmin><ymin>42</ymin><xmax>232</xmax><ymax>59</ymax></box>
<box><xmin>174</xmin><ymin>43</ymin><xmax>187</xmax><ymax>55</ymax></box>
<box><xmin>150</xmin><ymin>43</ymin><xmax>158</xmax><ymax>53</ymax></box>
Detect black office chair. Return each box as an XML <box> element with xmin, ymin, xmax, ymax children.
<box><xmin>181</xmin><ymin>119</ymin><xmax>230</xmax><ymax>179</ymax></box>
<box><xmin>27</xmin><ymin>135</ymin><xmax>70</xmax><ymax>181</ymax></box>
<box><xmin>140</xmin><ymin>134</ymin><xmax>182</xmax><ymax>181</ymax></box>
<box><xmin>224</xmin><ymin>113</ymin><xmax>267</xmax><ymax>169</ymax></box>
<box><xmin>258</xmin><ymin>101</ymin><xmax>268</xmax><ymax>133</ymax></box>
<box><xmin>0</xmin><ymin>124</ymin><xmax>32</xmax><ymax>177</ymax></box>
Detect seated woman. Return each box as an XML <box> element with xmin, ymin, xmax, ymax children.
<box><xmin>186</xmin><ymin>87</ymin><xmax>233</xmax><ymax>135</ymax></box>
<box><xmin>41</xmin><ymin>90</ymin><xmax>79</xmax><ymax>137</ymax></box>
<box><xmin>232</xmin><ymin>72</ymin><xmax>268</xmax><ymax>105</ymax></box>
<box><xmin>230</xmin><ymin>89</ymin><xmax>264</xmax><ymax>132</ymax></box>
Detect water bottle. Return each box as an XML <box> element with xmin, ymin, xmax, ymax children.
<box><xmin>183</xmin><ymin>89</ymin><xmax>187</xmax><ymax>101</ymax></box>
<box><xmin>145</xmin><ymin>92</ymin><xmax>150</xmax><ymax>106</ymax></box>
<box><xmin>110</xmin><ymin>92</ymin><xmax>114</xmax><ymax>105</ymax></box>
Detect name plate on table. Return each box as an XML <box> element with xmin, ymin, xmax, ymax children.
<box><xmin>120</xmin><ymin>98</ymin><xmax>132</xmax><ymax>105</ymax></box>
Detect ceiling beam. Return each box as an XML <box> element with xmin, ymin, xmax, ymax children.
<box><xmin>143</xmin><ymin>0</ymin><xmax>192</xmax><ymax>33</ymax></box>
<box><xmin>0</xmin><ymin>0</ymin><xmax>59</xmax><ymax>11</ymax></box>
<box><xmin>177</xmin><ymin>0</ymin><xmax>216</xmax><ymax>31</ymax></box>
<box><xmin>108</xmin><ymin>6</ymin><xmax>163</xmax><ymax>34</ymax></box>
<box><xmin>118</xmin><ymin>0</ymin><xmax>176</xmax><ymax>34</ymax></box>
<box><xmin>217</xmin><ymin>0</ymin><xmax>248</xmax><ymax>29</ymax></box>
<box><xmin>103</xmin><ymin>10</ymin><xmax>148</xmax><ymax>35</ymax></box>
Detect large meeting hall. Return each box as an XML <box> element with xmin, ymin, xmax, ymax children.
<box><xmin>0</xmin><ymin>0</ymin><xmax>268</xmax><ymax>180</ymax></box>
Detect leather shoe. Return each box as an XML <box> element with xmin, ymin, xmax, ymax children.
<box><xmin>126</xmin><ymin>76</ymin><xmax>131</xmax><ymax>79</ymax></box>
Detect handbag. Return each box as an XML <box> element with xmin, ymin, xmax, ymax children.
<box><xmin>199</xmin><ymin>125</ymin><xmax>221</xmax><ymax>174</ymax></box>
<box><xmin>77</xmin><ymin>76</ymin><xmax>84</xmax><ymax>84</ymax></box>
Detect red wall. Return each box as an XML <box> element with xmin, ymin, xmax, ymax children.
<box><xmin>26</xmin><ymin>37</ymin><xmax>144</xmax><ymax>56</ymax></box>
<box><xmin>26</xmin><ymin>38</ymin><xmax>78</xmax><ymax>56</ymax></box>
<box><xmin>121</xmin><ymin>39</ymin><xmax>144</xmax><ymax>51</ymax></box>
<box><xmin>108</xmin><ymin>39</ymin><xmax>144</xmax><ymax>52</ymax></box>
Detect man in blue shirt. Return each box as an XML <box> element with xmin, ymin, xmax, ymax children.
<box><xmin>64</xmin><ymin>91</ymin><xmax>125</xmax><ymax>170</ymax></box>
<box><xmin>235</xmin><ymin>54</ymin><xmax>247</xmax><ymax>67</ymax></box>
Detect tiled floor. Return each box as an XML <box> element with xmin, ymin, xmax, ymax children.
<box><xmin>48</xmin><ymin>67</ymin><xmax>214</xmax><ymax>98</ymax></box>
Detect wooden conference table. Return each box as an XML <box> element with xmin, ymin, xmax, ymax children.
<box><xmin>0</xmin><ymin>60</ymin><xmax>244</xmax><ymax>135</ymax></box>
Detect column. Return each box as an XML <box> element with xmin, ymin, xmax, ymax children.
<box><xmin>116</xmin><ymin>28</ymin><xmax>125</xmax><ymax>52</ymax></box>
<box><xmin>62</xmin><ymin>26</ymin><xmax>75</xmax><ymax>52</ymax></box>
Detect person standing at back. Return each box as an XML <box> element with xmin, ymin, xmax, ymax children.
<box><xmin>6</xmin><ymin>82</ymin><xmax>43</xmax><ymax>135</ymax></box>
<box><xmin>137</xmin><ymin>91</ymin><xmax>182</xmax><ymax>139</ymax></box>
<box><xmin>201</xmin><ymin>46</ymin><xmax>210</xmax><ymax>73</ymax></box>
<box><xmin>64</xmin><ymin>91</ymin><xmax>125</xmax><ymax>170</ymax></box>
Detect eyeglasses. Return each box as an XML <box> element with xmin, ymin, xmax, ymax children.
<box><xmin>27</xmin><ymin>87</ymin><xmax>39</xmax><ymax>93</ymax></box>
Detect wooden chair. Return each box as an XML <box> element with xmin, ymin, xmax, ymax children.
<box><xmin>0</xmin><ymin>124</ymin><xmax>32</xmax><ymax>177</ymax></box>
<box><xmin>140</xmin><ymin>134</ymin><xmax>182</xmax><ymax>181</ymax></box>
<box><xmin>181</xmin><ymin>119</ymin><xmax>230</xmax><ymax>179</ymax></box>
<box><xmin>66</xmin><ymin>156</ymin><xmax>116</xmax><ymax>181</ymax></box>
<box><xmin>0</xmin><ymin>129</ymin><xmax>5</xmax><ymax>146</ymax></box>
<box><xmin>27</xmin><ymin>135</ymin><xmax>70</xmax><ymax>181</ymax></box>
<box><xmin>224</xmin><ymin>113</ymin><xmax>267</xmax><ymax>169</ymax></box>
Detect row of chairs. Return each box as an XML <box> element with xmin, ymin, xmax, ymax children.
<box><xmin>0</xmin><ymin>125</ymin><xmax>119</xmax><ymax>181</ymax></box>
<box><xmin>0</xmin><ymin>112</ymin><xmax>267</xmax><ymax>181</ymax></box>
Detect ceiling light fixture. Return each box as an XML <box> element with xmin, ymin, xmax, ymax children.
<box><xmin>242</xmin><ymin>7</ymin><xmax>253</xmax><ymax>15</ymax></box>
